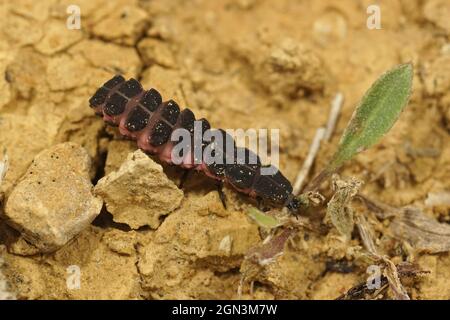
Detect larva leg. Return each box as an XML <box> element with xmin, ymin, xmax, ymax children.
<box><xmin>178</xmin><ymin>168</ymin><xmax>191</xmax><ymax>189</ymax></box>
<box><xmin>256</xmin><ymin>196</ymin><xmax>264</xmax><ymax>211</ymax></box>
<box><xmin>216</xmin><ymin>181</ymin><xmax>227</xmax><ymax>209</ymax></box>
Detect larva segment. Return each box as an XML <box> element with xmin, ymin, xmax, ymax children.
<box><xmin>149</xmin><ymin>120</ymin><xmax>172</xmax><ymax>147</ymax></box>
<box><xmin>140</xmin><ymin>89</ymin><xmax>162</xmax><ymax>112</ymax></box>
<box><xmin>104</xmin><ymin>75</ymin><xmax>126</xmax><ymax>89</ymax></box>
<box><xmin>161</xmin><ymin>100</ymin><xmax>180</xmax><ymax>125</ymax></box>
<box><xmin>177</xmin><ymin>108</ymin><xmax>196</xmax><ymax>134</ymax></box>
<box><xmin>89</xmin><ymin>75</ymin><xmax>126</xmax><ymax>115</ymax></box>
<box><xmin>193</xmin><ymin>118</ymin><xmax>211</xmax><ymax>164</ymax></box>
<box><xmin>117</xmin><ymin>78</ymin><xmax>143</xmax><ymax>97</ymax></box>
<box><xmin>225</xmin><ymin>147</ymin><xmax>261</xmax><ymax>191</ymax></box>
<box><xmin>89</xmin><ymin>87</ymin><xmax>109</xmax><ymax>107</ymax></box>
<box><xmin>125</xmin><ymin>105</ymin><xmax>150</xmax><ymax>132</ymax></box>
<box><xmin>252</xmin><ymin>170</ymin><xmax>293</xmax><ymax>204</ymax></box>
<box><xmin>204</xmin><ymin>129</ymin><xmax>236</xmax><ymax>178</ymax></box>
<box><xmin>104</xmin><ymin>93</ymin><xmax>128</xmax><ymax>116</ymax></box>
<box><xmin>89</xmin><ymin>75</ymin><xmax>300</xmax><ymax>213</ymax></box>
<box><xmin>172</xmin><ymin>108</ymin><xmax>196</xmax><ymax>160</ymax></box>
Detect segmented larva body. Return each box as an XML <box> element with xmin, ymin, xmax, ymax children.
<box><xmin>89</xmin><ymin>75</ymin><xmax>300</xmax><ymax>212</ymax></box>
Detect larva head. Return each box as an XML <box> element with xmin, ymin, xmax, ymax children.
<box><xmin>285</xmin><ymin>195</ymin><xmax>308</xmax><ymax>216</ymax></box>
<box><xmin>285</xmin><ymin>196</ymin><xmax>301</xmax><ymax>213</ymax></box>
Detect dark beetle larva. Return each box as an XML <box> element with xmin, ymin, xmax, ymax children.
<box><xmin>89</xmin><ymin>75</ymin><xmax>302</xmax><ymax>214</ymax></box>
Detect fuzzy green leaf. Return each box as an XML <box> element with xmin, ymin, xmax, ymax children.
<box><xmin>328</xmin><ymin>63</ymin><xmax>413</xmax><ymax>171</ymax></box>
<box><xmin>247</xmin><ymin>208</ymin><xmax>283</xmax><ymax>229</ymax></box>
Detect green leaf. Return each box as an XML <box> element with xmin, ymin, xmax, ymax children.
<box><xmin>247</xmin><ymin>208</ymin><xmax>283</xmax><ymax>229</ymax></box>
<box><xmin>328</xmin><ymin>63</ymin><xmax>413</xmax><ymax>171</ymax></box>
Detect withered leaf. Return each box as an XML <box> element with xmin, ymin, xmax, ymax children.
<box><xmin>391</xmin><ymin>206</ymin><xmax>450</xmax><ymax>253</ymax></box>
<box><xmin>326</xmin><ymin>176</ymin><xmax>362</xmax><ymax>239</ymax></box>
<box><xmin>337</xmin><ymin>262</ymin><xmax>426</xmax><ymax>300</ymax></box>
<box><xmin>246</xmin><ymin>228</ymin><xmax>296</xmax><ymax>266</ymax></box>
<box><xmin>383</xmin><ymin>258</ymin><xmax>410</xmax><ymax>300</ymax></box>
<box><xmin>355</xmin><ymin>214</ymin><xmax>378</xmax><ymax>255</ymax></box>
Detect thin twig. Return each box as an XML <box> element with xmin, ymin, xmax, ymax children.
<box><xmin>324</xmin><ymin>93</ymin><xmax>344</xmax><ymax>141</ymax></box>
<box><xmin>292</xmin><ymin>128</ymin><xmax>325</xmax><ymax>195</ymax></box>
<box><xmin>355</xmin><ymin>214</ymin><xmax>378</xmax><ymax>255</ymax></box>
<box><xmin>295</xmin><ymin>93</ymin><xmax>344</xmax><ymax>194</ymax></box>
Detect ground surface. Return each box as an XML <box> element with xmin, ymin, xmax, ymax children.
<box><xmin>0</xmin><ymin>0</ymin><xmax>450</xmax><ymax>299</ymax></box>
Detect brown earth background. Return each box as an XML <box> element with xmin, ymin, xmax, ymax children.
<box><xmin>0</xmin><ymin>0</ymin><xmax>450</xmax><ymax>299</ymax></box>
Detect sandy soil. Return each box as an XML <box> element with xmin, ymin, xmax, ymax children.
<box><xmin>0</xmin><ymin>0</ymin><xmax>449</xmax><ymax>299</ymax></box>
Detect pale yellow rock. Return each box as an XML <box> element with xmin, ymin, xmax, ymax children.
<box><xmin>0</xmin><ymin>222</ymin><xmax>41</xmax><ymax>256</ymax></box>
<box><xmin>192</xmin><ymin>191</ymin><xmax>229</xmax><ymax>217</ymax></box>
<box><xmin>91</xmin><ymin>2</ymin><xmax>148</xmax><ymax>45</ymax></box>
<box><xmin>240</xmin><ymin>231</ymin><xmax>330</xmax><ymax>299</ymax></box>
<box><xmin>70</xmin><ymin>39</ymin><xmax>142</xmax><ymax>79</ymax></box>
<box><xmin>138</xmin><ymin>240</ymin><xmax>242</xmax><ymax>299</ymax></box>
<box><xmin>138</xmin><ymin>202</ymin><xmax>260</xmax><ymax>298</ymax></box>
<box><xmin>0</xmin><ymin>51</ymin><xmax>12</xmax><ymax>110</ymax></box>
<box><xmin>103</xmin><ymin>229</ymin><xmax>137</xmax><ymax>256</ymax></box>
<box><xmin>4</xmin><ymin>47</ymin><xmax>47</xmax><ymax>100</ymax></box>
<box><xmin>0</xmin><ymin>114</ymin><xmax>60</xmax><ymax>194</ymax></box>
<box><xmin>423</xmin><ymin>55</ymin><xmax>450</xmax><ymax>96</ymax></box>
<box><xmin>231</xmin><ymin>36</ymin><xmax>327</xmax><ymax>99</ymax></box>
<box><xmin>2</xmin><ymin>227</ymin><xmax>141</xmax><ymax>299</ymax></box>
<box><xmin>413</xmin><ymin>254</ymin><xmax>450</xmax><ymax>299</ymax></box>
<box><xmin>95</xmin><ymin>150</ymin><xmax>184</xmax><ymax>229</ymax></box>
<box><xmin>9</xmin><ymin>0</ymin><xmax>51</xmax><ymax>22</ymax></box>
<box><xmin>309</xmin><ymin>272</ymin><xmax>360</xmax><ymax>300</ymax></box>
<box><xmin>313</xmin><ymin>10</ymin><xmax>347</xmax><ymax>46</ymax></box>
<box><xmin>1</xmin><ymin>13</ymin><xmax>43</xmax><ymax>47</ymax></box>
<box><xmin>138</xmin><ymin>38</ymin><xmax>176</xmax><ymax>68</ymax></box>
<box><xmin>7</xmin><ymin>237</ymin><xmax>41</xmax><ymax>257</ymax></box>
<box><xmin>52</xmin><ymin>0</ymin><xmax>104</xmax><ymax>20</ymax></box>
<box><xmin>52</xmin><ymin>227</ymin><xmax>141</xmax><ymax>299</ymax></box>
<box><xmin>141</xmin><ymin>65</ymin><xmax>187</xmax><ymax>105</ymax></box>
<box><xmin>4</xmin><ymin>143</ymin><xmax>102</xmax><ymax>252</ymax></box>
<box><xmin>46</xmin><ymin>54</ymin><xmax>88</xmax><ymax>90</ymax></box>
<box><xmin>103</xmin><ymin>140</ymin><xmax>136</xmax><ymax>175</ymax></box>
<box><xmin>34</xmin><ymin>19</ymin><xmax>83</xmax><ymax>55</ymax></box>
<box><xmin>0</xmin><ymin>254</ymin><xmax>16</xmax><ymax>300</ymax></box>
<box><xmin>55</xmin><ymin>103</ymin><xmax>105</xmax><ymax>166</ymax></box>
<box><xmin>154</xmin><ymin>208</ymin><xmax>260</xmax><ymax>264</ymax></box>
<box><xmin>423</xmin><ymin>0</ymin><xmax>450</xmax><ymax>33</ymax></box>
